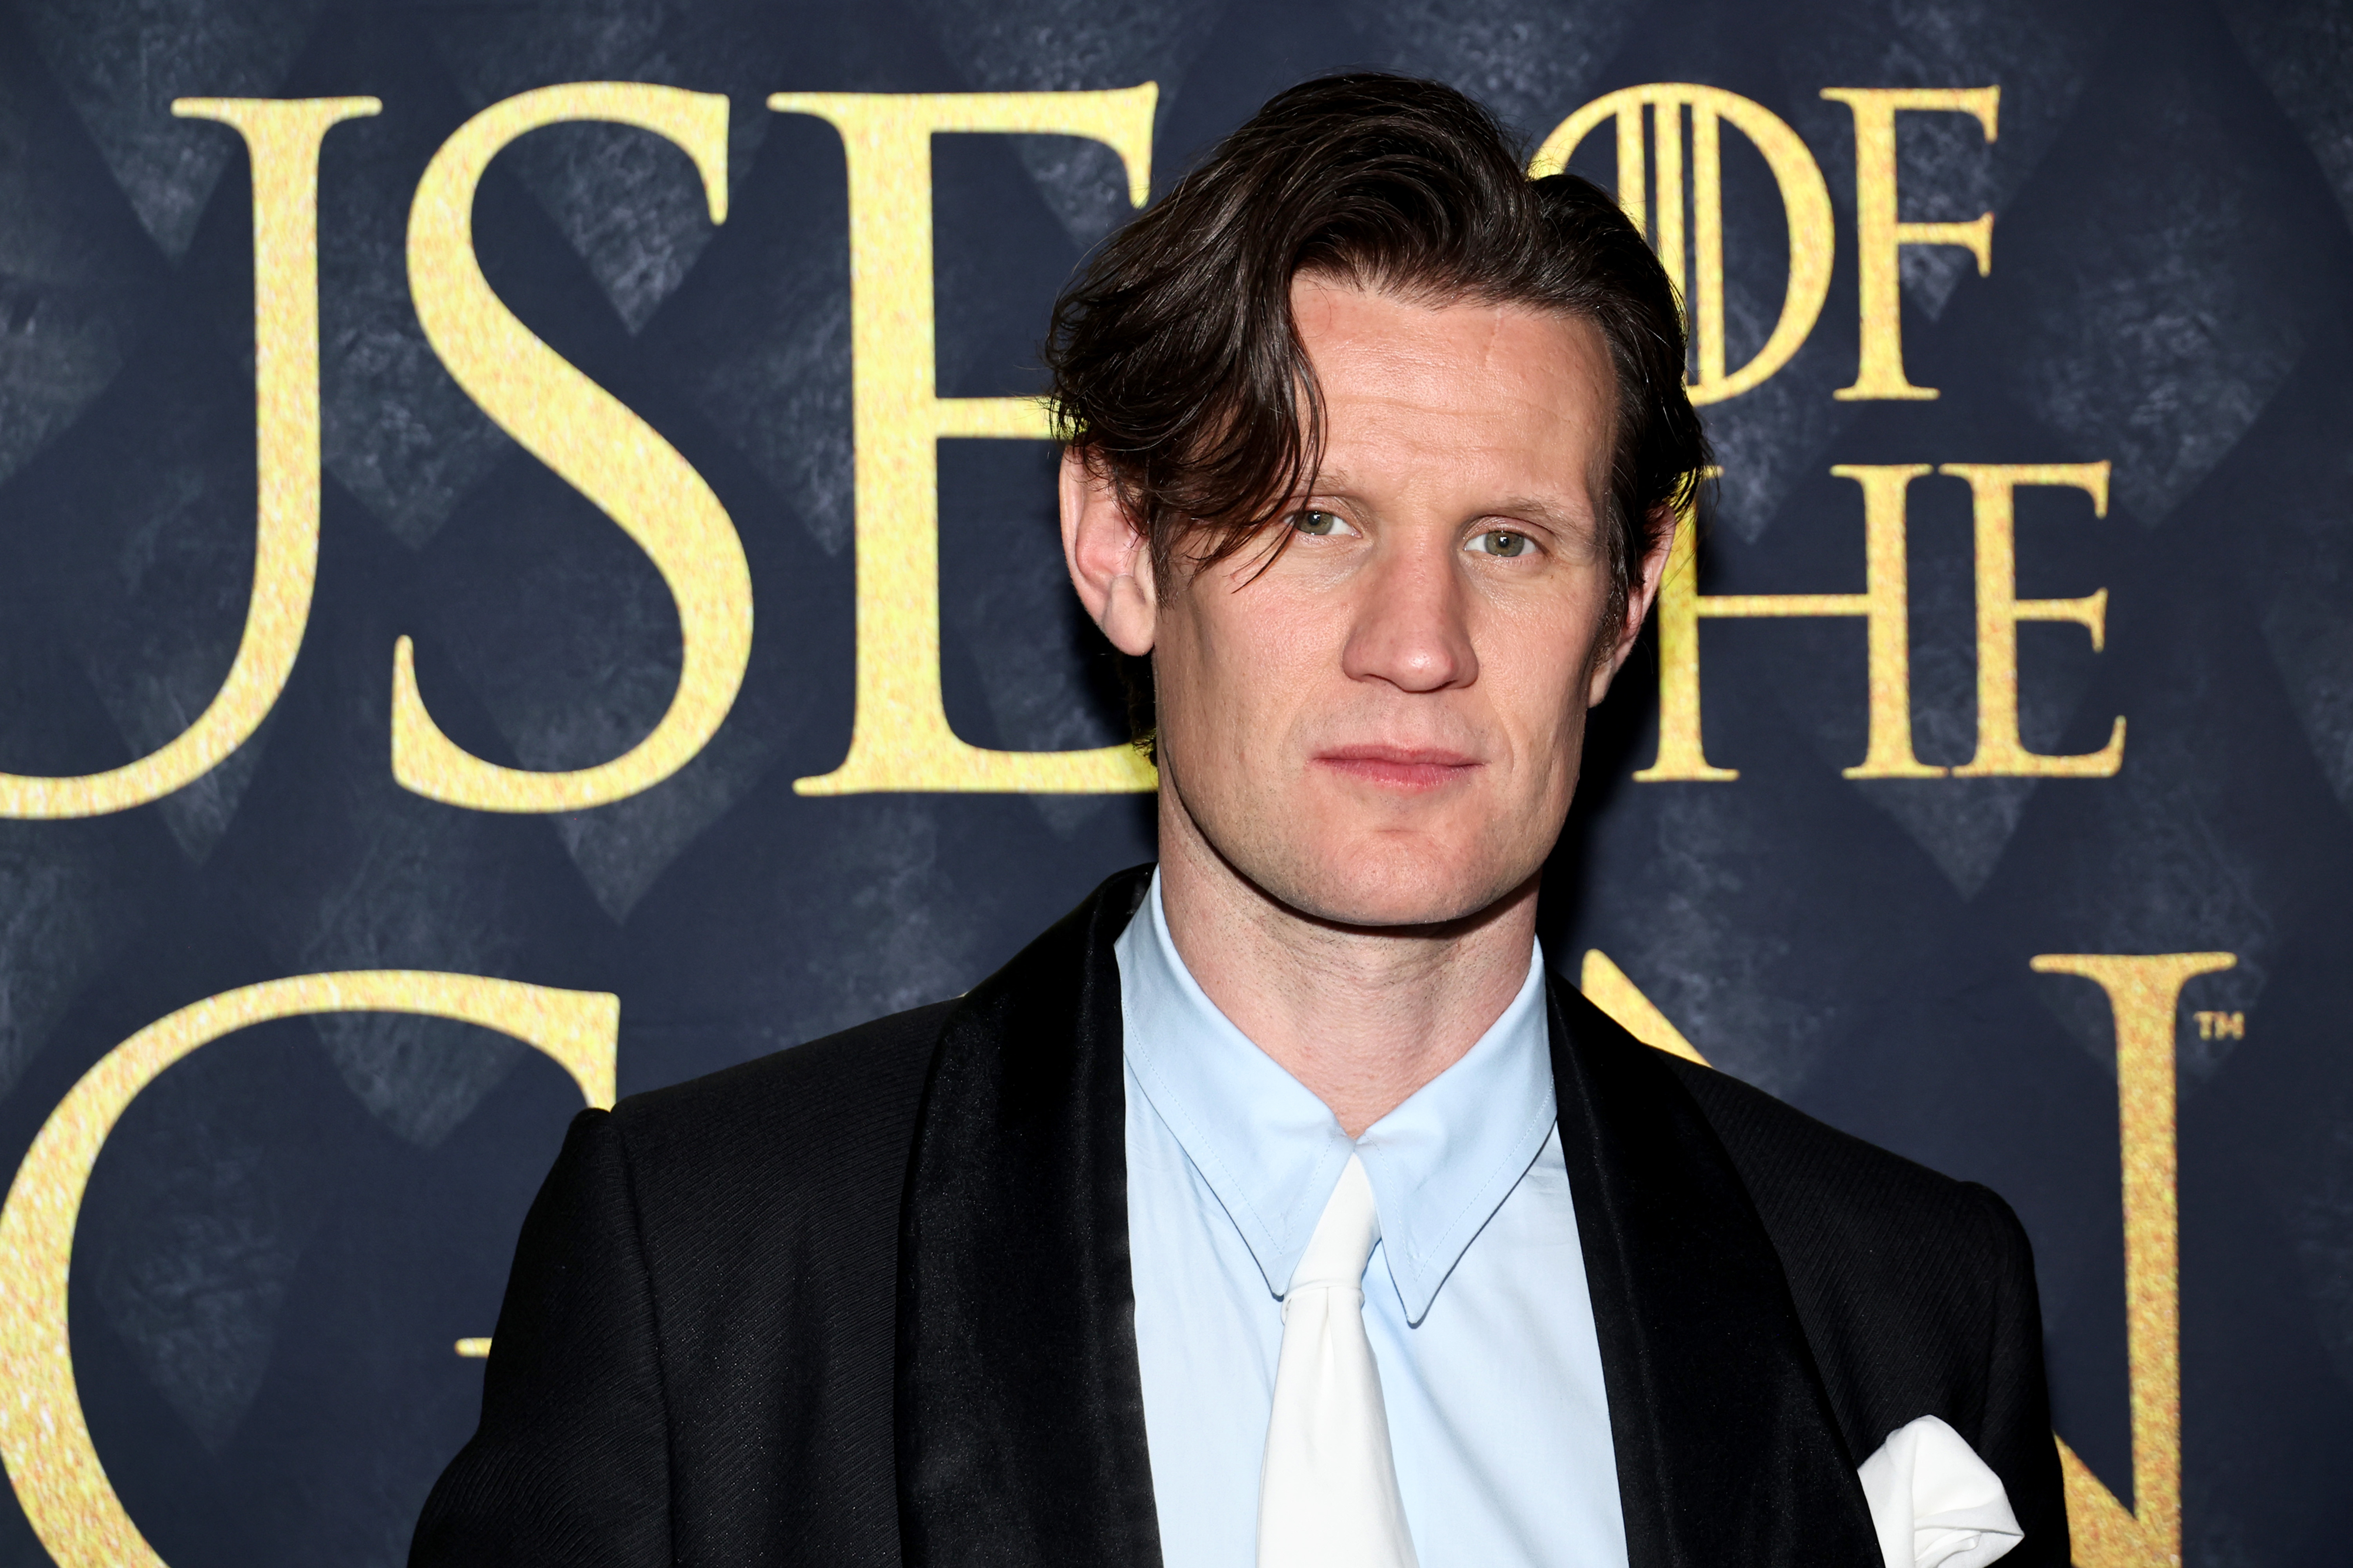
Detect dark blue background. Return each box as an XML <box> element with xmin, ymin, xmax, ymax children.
<box><xmin>1</xmin><ymin>0</ymin><xmax>2349</xmax><ymax>1563</ymax></box>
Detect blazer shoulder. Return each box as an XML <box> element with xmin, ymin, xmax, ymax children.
<box><xmin>601</xmin><ymin>997</ymin><xmax>954</xmax><ymax>1247</ymax></box>
<box><xmin>1658</xmin><ymin>1049</ymin><xmax>1999</xmax><ymax>1236</ymax></box>
<box><xmin>1656</xmin><ymin>1053</ymin><xmax>2061</xmax><ymax>1559</ymax></box>
<box><xmin>1555</xmin><ymin>979</ymin><xmax>1996</xmax><ymax>1237</ymax></box>
<box><xmin>1645</xmin><ymin>1036</ymin><xmax>2048</xmax><ymax>1477</ymax></box>
<box><xmin>431</xmin><ymin>1000</ymin><xmax>956</xmax><ymax>1568</ymax></box>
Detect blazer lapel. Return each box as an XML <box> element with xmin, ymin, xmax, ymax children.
<box><xmin>895</xmin><ymin>878</ymin><xmax>1876</xmax><ymax>1567</ymax></box>
<box><xmin>1549</xmin><ymin>978</ymin><xmax>1882</xmax><ymax>1567</ymax></box>
<box><xmin>896</xmin><ymin>868</ymin><xmax>1162</xmax><ymax>1568</ymax></box>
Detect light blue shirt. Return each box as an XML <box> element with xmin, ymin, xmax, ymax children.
<box><xmin>1119</xmin><ymin>874</ymin><xmax>1628</xmax><ymax>1568</ymax></box>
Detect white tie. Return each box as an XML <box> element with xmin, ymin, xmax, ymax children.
<box><xmin>1257</xmin><ymin>1153</ymin><xmax>1419</xmax><ymax>1568</ymax></box>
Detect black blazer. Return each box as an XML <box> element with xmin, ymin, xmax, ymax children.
<box><xmin>412</xmin><ymin>868</ymin><xmax>2065</xmax><ymax>1568</ymax></box>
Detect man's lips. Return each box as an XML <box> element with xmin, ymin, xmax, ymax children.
<box><xmin>1312</xmin><ymin>745</ymin><xmax>1482</xmax><ymax>792</ymax></box>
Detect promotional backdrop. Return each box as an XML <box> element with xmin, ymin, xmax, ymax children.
<box><xmin>0</xmin><ymin>1</ymin><xmax>2348</xmax><ymax>1565</ymax></box>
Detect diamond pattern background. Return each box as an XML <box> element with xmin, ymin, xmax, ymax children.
<box><xmin>0</xmin><ymin>2</ymin><xmax>2348</xmax><ymax>1565</ymax></box>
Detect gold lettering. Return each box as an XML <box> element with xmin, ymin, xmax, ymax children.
<box><xmin>768</xmin><ymin>88</ymin><xmax>1160</xmax><ymax>795</ymax></box>
<box><xmin>1578</xmin><ymin>949</ymin><xmax>1707</xmax><ymax>1065</ymax></box>
<box><xmin>1639</xmin><ymin>465</ymin><xmax>1936</xmax><ymax>782</ymax></box>
<box><xmin>2191</xmin><ymin>1010</ymin><xmax>2243</xmax><ymax>1042</ymax></box>
<box><xmin>398</xmin><ymin>83</ymin><xmax>752</xmax><ymax>810</ymax></box>
<box><xmin>1641</xmin><ymin>473</ymin><xmax>1734</xmax><ymax>782</ymax></box>
<box><xmin>1532</xmin><ymin>85</ymin><xmax>1834</xmax><ymax>405</ymax></box>
<box><xmin>2032</xmin><ymin>952</ymin><xmax>2234</xmax><ymax>1568</ymax></box>
<box><xmin>0</xmin><ymin>98</ymin><xmax>376</xmax><ymax>818</ymax></box>
<box><xmin>0</xmin><ymin>972</ymin><xmax>617</xmax><ymax>1568</ymax></box>
<box><xmin>1942</xmin><ymin>463</ymin><xmax>2124</xmax><ymax>777</ymax></box>
<box><xmin>1820</xmin><ymin>88</ymin><xmax>1999</xmax><ymax>401</ymax></box>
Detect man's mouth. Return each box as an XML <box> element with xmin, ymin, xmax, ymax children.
<box><xmin>1312</xmin><ymin>745</ymin><xmax>1482</xmax><ymax>792</ymax></box>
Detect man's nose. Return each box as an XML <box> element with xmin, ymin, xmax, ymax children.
<box><xmin>1338</xmin><ymin>536</ymin><xmax>1479</xmax><ymax>693</ymax></box>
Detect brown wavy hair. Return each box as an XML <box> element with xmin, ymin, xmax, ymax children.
<box><xmin>1044</xmin><ymin>73</ymin><xmax>1709</xmax><ymax>740</ymax></box>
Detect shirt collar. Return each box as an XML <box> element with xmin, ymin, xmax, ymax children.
<box><xmin>1116</xmin><ymin>870</ymin><xmax>1557</xmax><ymax>1323</ymax></box>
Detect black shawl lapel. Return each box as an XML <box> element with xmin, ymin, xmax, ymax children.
<box><xmin>894</xmin><ymin>871</ymin><xmax>1877</xmax><ymax>1567</ymax></box>
<box><xmin>1549</xmin><ymin>979</ymin><xmax>1882</xmax><ymax>1566</ymax></box>
<box><xmin>896</xmin><ymin>868</ymin><xmax>1162</xmax><ymax>1568</ymax></box>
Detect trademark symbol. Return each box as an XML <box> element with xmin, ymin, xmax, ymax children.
<box><xmin>2192</xmin><ymin>1010</ymin><xmax>2244</xmax><ymax>1041</ymax></box>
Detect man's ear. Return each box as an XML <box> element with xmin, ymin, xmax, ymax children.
<box><xmin>1061</xmin><ymin>448</ymin><xmax>1158</xmax><ymax>657</ymax></box>
<box><xmin>1586</xmin><ymin>505</ymin><xmax>1678</xmax><ymax>707</ymax></box>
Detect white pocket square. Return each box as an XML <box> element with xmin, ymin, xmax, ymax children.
<box><xmin>1857</xmin><ymin>1414</ymin><xmax>2023</xmax><ymax>1568</ymax></box>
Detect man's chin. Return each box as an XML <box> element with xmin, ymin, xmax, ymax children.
<box><xmin>1255</xmin><ymin>843</ymin><xmax>1534</xmax><ymax>934</ymax></box>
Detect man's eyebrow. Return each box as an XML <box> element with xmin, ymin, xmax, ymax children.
<box><xmin>1477</xmin><ymin>496</ymin><xmax>1595</xmax><ymax>532</ymax></box>
<box><xmin>1303</xmin><ymin>479</ymin><xmax>1594</xmax><ymax>526</ymax></box>
<box><xmin>1435</xmin><ymin>495</ymin><xmax>1605</xmax><ymax>543</ymax></box>
<box><xmin>1291</xmin><ymin>476</ymin><xmax>1602</xmax><ymax>543</ymax></box>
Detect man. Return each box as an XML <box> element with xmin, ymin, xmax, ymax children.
<box><xmin>412</xmin><ymin>75</ymin><xmax>2064</xmax><ymax>1568</ymax></box>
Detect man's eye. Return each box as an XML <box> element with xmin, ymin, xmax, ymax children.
<box><xmin>1292</xmin><ymin>510</ymin><xmax>1349</xmax><ymax>537</ymax></box>
<box><xmin>1471</xmin><ymin>529</ymin><xmax>1533</xmax><ymax>558</ymax></box>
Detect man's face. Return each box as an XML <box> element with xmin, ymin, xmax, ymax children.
<box><xmin>1071</xmin><ymin>277</ymin><xmax>1666</xmax><ymax>930</ymax></box>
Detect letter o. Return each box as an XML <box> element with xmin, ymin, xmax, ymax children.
<box><xmin>1532</xmin><ymin>84</ymin><xmax>1834</xmax><ymax>405</ymax></box>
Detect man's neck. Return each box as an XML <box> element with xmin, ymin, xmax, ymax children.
<box><xmin>1154</xmin><ymin>814</ymin><xmax>1541</xmax><ymax>1139</ymax></box>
